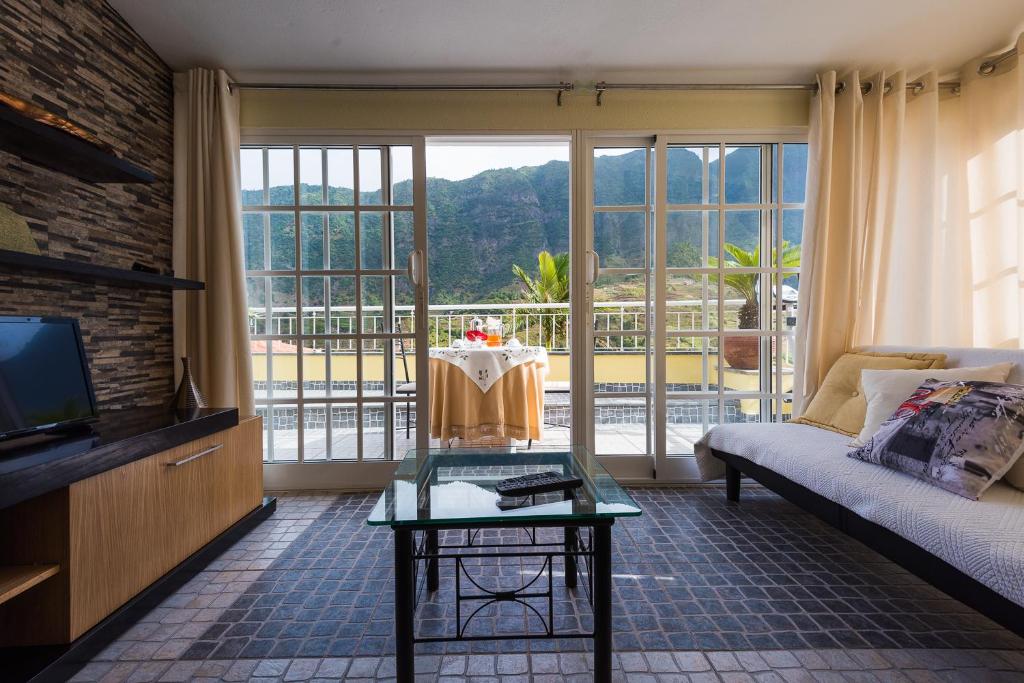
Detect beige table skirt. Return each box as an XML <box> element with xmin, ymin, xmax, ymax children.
<box><xmin>429</xmin><ymin>357</ymin><xmax>545</xmax><ymax>441</ymax></box>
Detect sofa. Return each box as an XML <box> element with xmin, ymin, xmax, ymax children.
<box><xmin>695</xmin><ymin>345</ymin><xmax>1024</xmax><ymax>636</ymax></box>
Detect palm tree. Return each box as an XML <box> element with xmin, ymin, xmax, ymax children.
<box><xmin>710</xmin><ymin>241</ymin><xmax>801</xmax><ymax>329</ymax></box>
<box><xmin>512</xmin><ymin>251</ymin><xmax>570</xmax><ymax>303</ymax></box>
<box><xmin>512</xmin><ymin>251</ymin><xmax>570</xmax><ymax>346</ymax></box>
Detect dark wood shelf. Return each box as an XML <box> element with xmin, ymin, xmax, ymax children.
<box><xmin>0</xmin><ymin>565</ymin><xmax>59</xmax><ymax>606</ymax></box>
<box><xmin>0</xmin><ymin>249</ymin><xmax>204</xmax><ymax>290</ymax></box>
<box><xmin>0</xmin><ymin>105</ymin><xmax>154</xmax><ymax>184</ymax></box>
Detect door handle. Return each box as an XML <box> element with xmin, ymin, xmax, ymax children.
<box><xmin>407</xmin><ymin>250</ymin><xmax>423</xmax><ymax>286</ymax></box>
<box><xmin>166</xmin><ymin>443</ymin><xmax>223</xmax><ymax>467</ymax></box>
<box><xmin>586</xmin><ymin>250</ymin><xmax>601</xmax><ymax>285</ymax></box>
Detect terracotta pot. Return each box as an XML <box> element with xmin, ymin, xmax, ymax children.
<box><xmin>723</xmin><ymin>336</ymin><xmax>760</xmax><ymax>370</ymax></box>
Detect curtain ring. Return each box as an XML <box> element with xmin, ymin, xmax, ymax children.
<box><xmin>834</xmin><ymin>81</ymin><xmax>847</xmax><ymax>95</ymax></box>
<box><xmin>978</xmin><ymin>61</ymin><xmax>997</xmax><ymax>76</ymax></box>
<box><xmin>861</xmin><ymin>81</ymin><xmax>873</xmax><ymax>95</ymax></box>
<box><xmin>882</xmin><ymin>80</ymin><xmax>893</xmax><ymax>96</ymax></box>
<box><xmin>910</xmin><ymin>81</ymin><xmax>925</xmax><ymax>96</ymax></box>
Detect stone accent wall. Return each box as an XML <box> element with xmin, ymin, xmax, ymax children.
<box><xmin>0</xmin><ymin>0</ymin><xmax>174</xmax><ymax>410</ymax></box>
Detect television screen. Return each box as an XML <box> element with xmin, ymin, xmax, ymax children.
<box><xmin>0</xmin><ymin>317</ymin><xmax>98</xmax><ymax>440</ymax></box>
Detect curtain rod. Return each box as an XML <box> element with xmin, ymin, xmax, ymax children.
<box><xmin>230</xmin><ymin>81</ymin><xmax>575</xmax><ymax>105</ymax></box>
<box><xmin>230</xmin><ymin>45</ymin><xmax>1017</xmax><ymax>106</ymax></box>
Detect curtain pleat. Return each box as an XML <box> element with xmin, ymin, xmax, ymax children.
<box><xmin>172</xmin><ymin>69</ymin><xmax>255</xmax><ymax>415</ymax></box>
<box><xmin>795</xmin><ymin>34</ymin><xmax>1024</xmax><ymax>411</ymax></box>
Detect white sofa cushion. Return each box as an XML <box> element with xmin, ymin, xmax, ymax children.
<box><xmin>699</xmin><ymin>421</ymin><xmax>1024</xmax><ymax>607</ymax></box>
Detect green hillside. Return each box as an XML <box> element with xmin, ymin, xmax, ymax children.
<box><xmin>242</xmin><ymin>146</ymin><xmax>806</xmax><ymax>307</ymax></box>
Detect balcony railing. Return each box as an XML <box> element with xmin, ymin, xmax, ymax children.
<box><xmin>249</xmin><ymin>299</ymin><xmax>796</xmax><ymax>353</ymax></box>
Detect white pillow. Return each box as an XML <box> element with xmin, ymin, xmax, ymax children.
<box><xmin>850</xmin><ymin>362</ymin><xmax>1015</xmax><ymax>447</ymax></box>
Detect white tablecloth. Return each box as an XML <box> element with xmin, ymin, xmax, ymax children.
<box><xmin>428</xmin><ymin>345</ymin><xmax>548</xmax><ymax>393</ymax></box>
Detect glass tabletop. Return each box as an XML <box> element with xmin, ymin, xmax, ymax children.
<box><xmin>367</xmin><ymin>446</ymin><xmax>642</xmax><ymax>527</ymax></box>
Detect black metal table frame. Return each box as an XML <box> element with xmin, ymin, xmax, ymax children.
<box><xmin>392</xmin><ymin>517</ymin><xmax>615</xmax><ymax>682</ymax></box>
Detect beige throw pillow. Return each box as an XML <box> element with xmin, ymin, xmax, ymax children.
<box><xmin>792</xmin><ymin>352</ymin><xmax>946</xmax><ymax>437</ymax></box>
<box><xmin>851</xmin><ymin>363</ymin><xmax>1015</xmax><ymax>447</ymax></box>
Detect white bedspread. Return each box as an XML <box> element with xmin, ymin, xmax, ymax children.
<box><xmin>696</xmin><ymin>422</ymin><xmax>1024</xmax><ymax>607</ymax></box>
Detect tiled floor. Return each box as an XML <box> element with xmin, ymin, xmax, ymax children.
<box><xmin>65</xmin><ymin>489</ymin><xmax>1024</xmax><ymax>682</ymax></box>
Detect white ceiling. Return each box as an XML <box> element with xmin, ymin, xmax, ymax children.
<box><xmin>109</xmin><ymin>0</ymin><xmax>1024</xmax><ymax>84</ymax></box>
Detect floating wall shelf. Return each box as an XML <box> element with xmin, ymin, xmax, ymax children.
<box><xmin>0</xmin><ymin>104</ymin><xmax>154</xmax><ymax>184</ymax></box>
<box><xmin>0</xmin><ymin>249</ymin><xmax>204</xmax><ymax>291</ymax></box>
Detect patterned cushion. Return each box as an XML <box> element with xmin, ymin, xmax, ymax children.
<box><xmin>848</xmin><ymin>379</ymin><xmax>1024</xmax><ymax>500</ymax></box>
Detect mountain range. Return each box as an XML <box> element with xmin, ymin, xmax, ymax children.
<box><xmin>242</xmin><ymin>146</ymin><xmax>806</xmax><ymax>306</ymax></box>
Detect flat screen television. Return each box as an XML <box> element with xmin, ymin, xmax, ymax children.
<box><xmin>0</xmin><ymin>316</ymin><xmax>98</xmax><ymax>441</ymax></box>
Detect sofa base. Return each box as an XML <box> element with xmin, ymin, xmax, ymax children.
<box><xmin>714</xmin><ymin>449</ymin><xmax>1024</xmax><ymax>639</ymax></box>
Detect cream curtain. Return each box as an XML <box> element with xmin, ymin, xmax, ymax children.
<box><xmin>172</xmin><ymin>68</ymin><xmax>255</xmax><ymax>415</ymax></box>
<box><xmin>795</xmin><ymin>34</ymin><xmax>1024</xmax><ymax>411</ymax></box>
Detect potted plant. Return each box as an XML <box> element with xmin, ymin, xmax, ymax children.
<box><xmin>712</xmin><ymin>242</ymin><xmax>800</xmax><ymax>370</ymax></box>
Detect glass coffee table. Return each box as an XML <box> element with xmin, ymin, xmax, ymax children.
<box><xmin>368</xmin><ymin>447</ymin><xmax>641</xmax><ymax>683</ymax></box>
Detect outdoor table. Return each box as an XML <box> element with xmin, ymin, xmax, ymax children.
<box><xmin>367</xmin><ymin>446</ymin><xmax>642</xmax><ymax>682</ymax></box>
<box><xmin>428</xmin><ymin>345</ymin><xmax>547</xmax><ymax>442</ymax></box>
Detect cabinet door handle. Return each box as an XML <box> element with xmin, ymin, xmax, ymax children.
<box><xmin>166</xmin><ymin>443</ymin><xmax>223</xmax><ymax>467</ymax></box>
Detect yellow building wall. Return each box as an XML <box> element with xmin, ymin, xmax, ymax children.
<box><xmin>240</xmin><ymin>89</ymin><xmax>809</xmax><ymax>132</ymax></box>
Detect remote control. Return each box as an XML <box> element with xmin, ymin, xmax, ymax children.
<box><xmin>495</xmin><ymin>471</ymin><xmax>583</xmax><ymax>497</ymax></box>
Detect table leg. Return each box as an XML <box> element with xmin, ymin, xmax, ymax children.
<box><xmin>564</xmin><ymin>526</ymin><xmax>577</xmax><ymax>588</ymax></box>
<box><xmin>426</xmin><ymin>530</ymin><xmax>439</xmax><ymax>591</ymax></box>
<box><xmin>593</xmin><ymin>523</ymin><xmax>612</xmax><ymax>683</ymax></box>
<box><xmin>394</xmin><ymin>528</ymin><xmax>415</xmax><ymax>682</ymax></box>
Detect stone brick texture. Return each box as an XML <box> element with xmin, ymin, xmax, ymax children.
<box><xmin>0</xmin><ymin>0</ymin><xmax>174</xmax><ymax>410</ymax></box>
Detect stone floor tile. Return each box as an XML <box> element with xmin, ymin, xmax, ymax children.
<box><xmin>736</xmin><ymin>651</ymin><xmax>770</xmax><ymax>672</ymax></box>
<box><xmin>560</xmin><ymin>652</ymin><xmax>590</xmax><ymax>674</ymax></box>
<box><xmin>710</xmin><ymin>651</ymin><xmax>744</xmax><ymax>671</ymax></box>
<box><xmin>315</xmin><ymin>657</ymin><xmax>350</xmax><ymax>677</ymax></box>
<box><xmin>496</xmin><ymin>653</ymin><xmax>528</xmax><ymax>675</ymax></box>
<box><xmin>252</xmin><ymin>658</ymin><xmax>291</xmax><ymax>677</ymax></box>
<box><xmin>530</xmin><ymin>653</ymin><xmax>559</xmax><ymax>674</ymax></box>
<box><xmin>467</xmin><ymin>654</ymin><xmax>496</xmax><ymax>675</ymax></box>
<box><xmin>645</xmin><ymin>651</ymin><xmax>679</xmax><ymax>673</ymax></box>
<box><xmin>674</xmin><ymin>651</ymin><xmax>712</xmax><ymax>672</ymax></box>
<box><xmin>761</xmin><ymin>651</ymin><xmax>801</xmax><ymax>669</ymax></box>
<box><xmin>283</xmin><ymin>657</ymin><xmax>321</xmax><ymax>681</ymax></box>
<box><xmin>221</xmin><ymin>660</ymin><xmax>258</xmax><ymax>681</ymax></box>
<box><xmin>620</xmin><ymin>652</ymin><xmax>649</xmax><ymax>672</ymax></box>
<box><xmin>155</xmin><ymin>660</ymin><xmax>200</xmax><ymax>682</ymax></box>
<box><xmin>440</xmin><ymin>655</ymin><xmax>467</xmax><ymax>675</ymax></box>
<box><xmin>347</xmin><ymin>656</ymin><xmax>381</xmax><ymax>677</ymax></box>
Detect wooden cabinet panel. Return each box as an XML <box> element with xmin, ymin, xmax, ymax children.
<box><xmin>67</xmin><ymin>418</ymin><xmax>263</xmax><ymax>639</ymax></box>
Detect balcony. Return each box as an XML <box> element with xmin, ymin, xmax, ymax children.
<box><xmin>248</xmin><ymin>300</ymin><xmax>795</xmax><ymax>460</ymax></box>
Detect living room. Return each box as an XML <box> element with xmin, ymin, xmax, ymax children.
<box><xmin>0</xmin><ymin>0</ymin><xmax>1023</xmax><ymax>681</ymax></box>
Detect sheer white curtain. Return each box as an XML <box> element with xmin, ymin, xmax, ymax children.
<box><xmin>795</xmin><ymin>34</ymin><xmax>1024</xmax><ymax>411</ymax></box>
<box><xmin>172</xmin><ymin>68</ymin><xmax>255</xmax><ymax>415</ymax></box>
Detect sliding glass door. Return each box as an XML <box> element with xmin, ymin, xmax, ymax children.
<box><xmin>241</xmin><ymin>136</ymin><xmax>428</xmax><ymax>488</ymax></box>
<box><xmin>581</xmin><ymin>134</ymin><xmax>806</xmax><ymax>481</ymax></box>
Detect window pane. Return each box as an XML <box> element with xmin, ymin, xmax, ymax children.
<box><xmin>270</xmin><ymin>276</ymin><xmax>297</xmax><ymax>336</ymax></box>
<box><xmin>269</xmin><ymin>213</ymin><xmax>295</xmax><ymax>270</ymax></box>
<box><xmin>302</xmin><ymin>404</ymin><xmax>328</xmax><ymax>461</ymax></box>
<box><xmin>666</xmin><ymin>211</ymin><xmax>702</xmax><ymax>267</ymax></box>
<box><xmin>267</xmin><ymin>148</ymin><xmax>294</xmax><ymax>205</ymax></box>
<box><xmin>724</xmin><ymin>146</ymin><xmax>761</xmax><ymax>204</ymax></box>
<box><xmin>328</xmin><ymin>212</ymin><xmax>355</xmax><ymax>270</ymax></box>
<box><xmin>594</xmin><ymin>397</ymin><xmax>647</xmax><ymax>455</ymax></box>
<box><xmin>240</xmin><ymin>148</ymin><xmax>264</xmax><ymax>204</ymax></box>
<box><xmin>361</xmin><ymin>404</ymin><xmax>388</xmax><ymax>459</ymax></box>
<box><xmin>270</xmin><ymin>405</ymin><xmax>298</xmax><ymax>461</ymax></box>
<box><xmin>328</xmin><ymin>276</ymin><xmax>356</xmax><ymax>334</ymax></box>
<box><xmin>330</xmin><ymin>405</ymin><xmax>358</xmax><ymax>460</ymax></box>
<box><xmin>666</xmin><ymin>274</ymin><xmax>715</xmax><ymax>332</ymax></box>
<box><xmin>299</xmin><ymin>147</ymin><xmax>323</xmax><ymax>204</ymax></box>
<box><xmin>300</xmin><ymin>213</ymin><xmax>325</xmax><ymax>270</ymax></box>
<box><xmin>723</xmin><ymin>211</ymin><xmax>760</xmax><ymax>266</ymax></box>
<box><xmin>268</xmin><ymin>339</ymin><xmax>298</xmax><ymax>400</ymax></box>
<box><xmin>667</xmin><ymin>337</ymin><xmax>714</xmax><ymax>387</ymax></box>
<box><xmin>327</xmin><ymin>148</ymin><xmax>354</xmax><ymax>205</ymax></box>
<box><xmin>360</xmin><ymin>212</ymin><xmax>384</xmax><ymax>270</ymax></box>
<box><xmin>243</xmin><ymin>213</ymin><xmax>266</xmax><ymax>270</ymax></box>
<box><xmin>391</xmin><ymin>146</ymin><xmax>413</xmax><ymax>203</ymax></box>
<box><xmin>594</xmin><ymin>148</ymin><xmax>645</xmax><ymax>206</ymax></box>
<box><xmin>708</xmin><ymin>146</ymin><xmax>721</xmax><ymax>204</ymax></box>
<box><xmin>666</xmin><ymin>147</ymin><xmax>703</xmax><ymax>204</ymax></box>
<box><xmin>301</xmin><ymin>276</ymin><xmax>325</xmax><ymax>335</ymax></box>
<box><xmin>247</xmin><ymin>276</ymin><xmax>267</xmax><ymax>335</ymax></box>
<box><xmin>359</xmin><ymin>147</ymin><xmax>383</xmax><ymax>205</ymax></box>
<box><xmin>593</xmin><ymin>273</ymin><xmax>647</xmax><ymax>332</ymax></box>
<box><xmin>361</xmin><ymin>276</ymin><xmax>385</xmax><ymax>333</ymax></box>
<box><xmin>302</xmin><ymin>343</ymin><xmax>327</xmax><ymax>399</ymax></box>
<box><xmin>783</xmin><ymin>144</ymin><xmax>808</xmax><ymax>204</ymax></box>
<box><xmin>393</xmin><ymin>211</ymin><xmax>414</xmax><ymax>264</ymax></box>
<box><xmin>593</xmin><ymin>211</ymin><xmax>645</xmax><ymax>268</ymax></box>
<box><xmin>667</xmin><ymin>399</ymin><xmax>715</xmax><ymax>455</ymax></box>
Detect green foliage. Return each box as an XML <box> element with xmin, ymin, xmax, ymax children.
<box><xmin>709</xmin><ymin>241</ymin><xmax>801</xmax><ymax>328</ymax></box>
<box><xmin>512</xmin><ymin>251</ymin><xmax>570</xmax><ymax>303</ymax></box>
